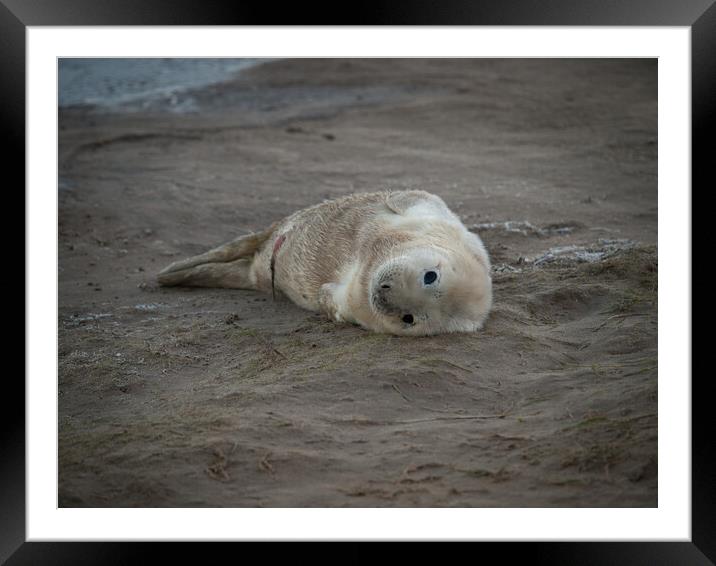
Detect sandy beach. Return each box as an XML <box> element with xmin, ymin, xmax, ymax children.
<box><xmin>58</xmin><ymin>58</ymin><xmax>657</xmax><ymax>507</ymax></box>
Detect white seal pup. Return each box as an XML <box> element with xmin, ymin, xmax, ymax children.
<box><xmin>158</xmin><ymin>190</ymin><xmax>492</xmax><ymax>335</ymax></box>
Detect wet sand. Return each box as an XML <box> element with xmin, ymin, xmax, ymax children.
<box><xmin>58</xmin><ymin>58</ymin><xmax>657</xmax><ymax>507</ymax></box>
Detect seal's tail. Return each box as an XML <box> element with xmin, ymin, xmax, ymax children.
<box><xmin>157</xmin><ymin>226</ymin><xmax>274</xmax><ymax>288</ymax></box>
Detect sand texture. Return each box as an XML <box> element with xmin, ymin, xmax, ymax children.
<box><xmin>58</xmin><ymin>59</ymin><xmax>657</xmax><ymax>507</ymax></box>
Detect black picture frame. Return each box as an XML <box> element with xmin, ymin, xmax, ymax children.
<box><xmin>6</xmin><ymin>1</ymin><xmax>709</xmax><ymax>564</ymax></box>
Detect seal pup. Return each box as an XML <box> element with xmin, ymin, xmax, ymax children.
<box><xmin>158</xmin><ymin>190</ymin><xmax>492</xmax><ymax>335</ymax></box>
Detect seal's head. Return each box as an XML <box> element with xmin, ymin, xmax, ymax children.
<box><xmin>369</xmin><ymin>242</ymin><xmax>492</xmax><ymax>336</ymax></box>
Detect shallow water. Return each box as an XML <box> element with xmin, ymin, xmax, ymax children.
<box><xmin>58</xmin><ymin>58</ymin><xmax>267</xmax><ymax>110</ymax></box>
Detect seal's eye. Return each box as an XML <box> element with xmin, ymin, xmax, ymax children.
<box><xmin>402</xmin><ymin>314</ymin><xmax>414</xmax><ymax>324</ymax></box>
<box><xmin>424</xmin><ymin>271</ymin><xmax>438</xmax><ymax>285</ymax></box>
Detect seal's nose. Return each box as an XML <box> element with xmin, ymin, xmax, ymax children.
<box><xmin>374</xmin><ymin>283</ymin><xmax>391</xmax><ymax>302</ymax></box>
<box><xmin>372</xmin><ymin>281</ymin><xmax>400</xmax><ymax>315</ymax></box>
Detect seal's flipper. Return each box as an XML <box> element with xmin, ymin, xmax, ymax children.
<box><xmin>384</xmin><ymin>190</ymin><xmax>449</xmax><ymax>215</ymax></box>
<box><xmin>158</xmin><ymin>226</ymin><xmax>274</xmax><ymax>283</ymax></box>
<box><xmin>158</xmin><ymin>257</ymin><xmax>253</xmax><ymax>288</ymax></box>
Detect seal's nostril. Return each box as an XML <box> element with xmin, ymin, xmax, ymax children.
<box><xmin>381</xmin><ymin>284</ymin><xmax>391</xmax><ymax>289</ymax></box>
<box><xmin>424</xmin><ymin>271</ymin><xmax>437</xmax><ymax>285</ymax></box>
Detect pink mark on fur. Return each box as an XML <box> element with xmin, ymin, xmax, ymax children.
<box><xmin>272</xmin><ymin>234</ymin><xmax>287</xmax><ymax>256</ymax></box>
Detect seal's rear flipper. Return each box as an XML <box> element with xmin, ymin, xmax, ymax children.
<box><xmin>158</xmin><ymin>257</ymin><xmax>253</xmax><ymax>288</ymax></box>
<box><xmin>158</xmin><ymin>226</ymin><xmax>274</xmax><ymax>288</ymax></box>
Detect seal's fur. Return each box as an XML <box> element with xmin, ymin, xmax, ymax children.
<box><xmin>158</xmin><ymin>190</ymin><xmax>492</xmax><ymax>335</ymax></box>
